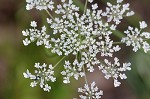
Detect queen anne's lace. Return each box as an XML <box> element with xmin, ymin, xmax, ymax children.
<box><xmin>121</xmin><ymin>21</ymin><xmax>150</xmax><ymax>52</ymax></box>
<box><xmin>26</xmin><ymin>0</ymin><xmax>54</xmax><ymax>10</ymax></box>
<box><xmin>102</xmin><ymin>0</ymin><xmax>134</xmax><ymax>25</ymax></box>
<box><xmin>23</xmin><ymin>63</ymin><xmax>56</xmax><ymax>92</ymax></box>
<box><xmin>98</xmin><ymin>57</ymin><xmax>131</xmax><ymax>87</ymax></box>
<box><xmin>61</xmin><ymin>60</ymin><xmax>85</xmax><ymax>84</ymax></box>
<box><xmin>22</xmin><ymin>0</ymin><xmax>150</xmax><ymax>98</ymax></box>
<box><xmin>22</xmin><ymin>21</ymin><xmax>51</xmax><ymax>48</ymax></box>
<box><xmin>78</xmin><ymin>82</ymin><xmax>103</xmax><ymax>99</ymax></box>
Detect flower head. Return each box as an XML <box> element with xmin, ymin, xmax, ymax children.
<box><xmin>102</xmin><ymin>0</ymin><xmax>134</xmax><ymax>25</ymax></box>
<box><xmin>22</xmin><ymin>0</ymin><xmax>150</xmax><ymax>98</ymax></box>
<box><xmin>61</xmin><ymin>60</ymin><xmax>85</xmax><ymax>84</ymax></box>
<box><xmin>26</xmin><ymin>0</ymin><xmax>54</xmax><ymax>10</ymax></box>
<box><xmin>22</xmin><ymin>21</ymin><xmax>51</xmax><ymax>48</ymax></box>
<box><xmin>98</xmin><ymin>57</ymin><xmax>131</xmax><ymax>87</ymax></box>
<box><xmin>78</xmin><ymin>82</ymin><xmax>103</xmax><ymax>99</ymax></box>
<box><xmin>121</xmin><ymin>21</ymin><xmax>150</xmax><ymax>52</ymax></box>
<box><xmin>23</xmin><ymin>63</ymin><xmax>56</xmax><ymax>92</ymax></box>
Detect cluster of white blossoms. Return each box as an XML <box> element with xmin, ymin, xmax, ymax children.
<box><xmin>102</xmin><ymin>0</ymin><xmax>134</xmax><ymax>25</ymax></box>
<box><xmin>23</xmin><ymin>63</ymin><xmax>56</xmax><ymax>92</ymax></box>
<box><xmin>98</xmin><ymin>57</ymin><xmax>131</xmax><ymax>87</ymax></box>
<box><xmin>61</xmin><ymin>60</ymin><xmax>85</xmax><ymax>84</ymax></box>
<box><xmin>22</xmin><ymin>0</ymin><xmax>150</xmax><ymax>98</ymax></box>
<box><xmin>121</xmin><ymin>21</ymin><xmax>150</xmax><ymax>52</ymax></box>
<box><xmin>22</xmin><ymin>21</ymin><xmax>51</xmax><ymax>48</ymax></box>
<box><xmin>26</xmin><ymin>0</ymin><xmax>54</xmax><ymax>10</ymax></box>
<box><xmin>78</xmin><ymin>82</ymin><xmax>103</xmax><ymax>99</ymax></box>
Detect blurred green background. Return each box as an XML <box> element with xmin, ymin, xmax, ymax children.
<box><xmin>0</xmin><ymin>0</ymin><xmax>150</xmax><ymax>99</ymax></box>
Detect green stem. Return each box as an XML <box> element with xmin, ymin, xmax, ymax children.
<box><xmin>84</xmin><ymin>0</ymin><xmax>88</xmax><ymax>14</ymax></box>
<box><xmin>45</xmin><ymin>9</ymin><xmax>55</xmax><ymax>21</ymax></box>
<box><xmin>53</xmin><ymin>56</ymin><xmax>66</xmax><ymax>69</ymax></box>
<box><xmin>83</xmin><ymin>65</ymin><xmax>88</xmax><ymax>86</ymax></box>
<box><xmin>113</xmin><ymin>42</ymin><xmax>124</xmax><ymax>44</ymax></box>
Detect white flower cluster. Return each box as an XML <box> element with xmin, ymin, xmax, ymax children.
<box><xmin>22</xmin><ymin>21</ymin><xmax>51</xmax><ymax>48</ymax></box>
<box><xmin>26</xmin><ymin>0</ymin><xmax>54</xmax><ymax>10</ymax></box>
<box><xmin>78</xmin><ymin>82</ymin><xmax>103</xmax><ymax>99</ymax></box>
<box><xmin>102</xmin><ymin>0</ymin><xmax>134</xmax><ymax>25</ymax></box>
<box><xmin>23</xmin><ymin>63</ymin><xmax>56</xmax><ymax>92</ymax></box>
<box><xmin>121</xmin><ymin>21</ymin><xmax>150</xmax><ymax>52</ymax></box>
<box><xmin>22</xmin><ymin>0</ymin><xmax>150</xmax><ymax>98</ymax></box>
<box><xmin>61</xmin><ymin>60</ymin><xmax>85</xmax><ymax>84</ymax></box>
<box><xmin>98</xmin><ymin>57</ymin><xmax>131</xmax><ymax>87</ymax></box>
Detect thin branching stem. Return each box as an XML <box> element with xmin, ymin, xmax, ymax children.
<box><xmin>113</xmin><ymin>42</ymin><xmax>124</xmax><ymax>44</ymax></box>
<box><xmin>45</xmin><ymin>9</ymin><xmax>55</xmax><ymax>21</ymax></box>
<box><xmin>84</xmin><ymin>0</ymin><xmax>88</xmax><ymax>14</ymax></box>
<box><xmin>83</xmin><ymin>65</ymin><xmax>88</xmax><ymax>86</ymax></box>
<box><xmin>54</xmin><ymin>56</ymin><xmax>66</xmax><ymax>69</ymax></box>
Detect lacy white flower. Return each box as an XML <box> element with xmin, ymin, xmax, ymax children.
<box><xmin>102</xmin><ymin>0</ymin><xmax>134</xmax><ymax>25</ymax></box>
<box><xmin>98</xmin><ymin>57</ymin><xmax>131</xmax><ymax>87</ymax></box>
<box><xmin>61</xmin><ymin>60</ymin><xmax>85</xmax><ymax>84</ymax></box>
<box><xmin>22</xmin><ymin>21</ymin><xmax>51</xmax><ymax>48</ymax></box>
<box><xmin>78</xmin><ymin>82</ymin><xmax>103</xmax><ymax>99</ymax></box>
<box><xmin>121</xmin><ymin>21</ymin><xmax>150</xmax><ymax>52</ymax></box>
<box><xmin>22</xmin><ymin>0</ymin><xmax>150</xmax><ymax>98</ymax></box>
<box><xmin>23</xmin><ymin>63</ymin><xmax>56</xmax><ymax>92</ymax></box>
<box><xmin>97</xmin><ymin>36</ymin><xmax>121</xmax><ymax>57</ymax></box>
<box><xmin>26</xmin><ymin>0</ymin><xmax>54</xmax><ymax>10</ymax></box>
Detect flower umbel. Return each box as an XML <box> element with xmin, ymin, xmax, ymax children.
<box><xmin>121</xmin><ymin>21</ymin><xmax>150</xmax><ymax>52</ymax></box>
<box><xmin>98</xmin><ymin>57</ymin><xmax>131</xmax><ymax>87</ymax></box>
<box><xmin>22</xmin><ymin>0</ymin><xmax>150</xmax><ymax>98</ymax></box>
<box><xmin>23</xmin><ymin>63</ymin><xmax>56</xmax><ymax>92</ymax></box>
<box><xmin>26</xmin><ymin>0</ymin><xmax>54</xmax><ymax>10</ymax></box>
<box><xmin>61</xmin><ymin>60</ymin><xmax>85</xmax><ymax>84</ymax></box>
<box><xmin>78</xmin><ymin>82</ymin><xmax>103</xmax><ymax>99</ymax></box>
<box><xmin>22</xmin><ymin>21</ymin><xmax>51</xmax><ymax>48</ymax></box>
